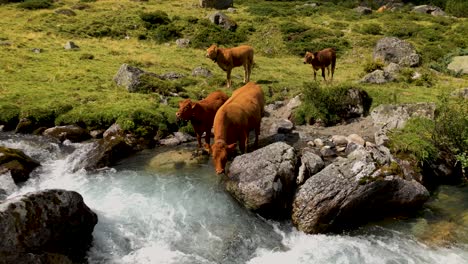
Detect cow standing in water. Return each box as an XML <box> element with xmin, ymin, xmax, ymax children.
<box><xmin>206</xmin><ymin>44</ymin><xmax>254</xmax><ymax>89</ymax></box>
<box><xmin>206</xmin><ymin>82</ymin><xmax>265</xmax><ymax>174</ymax></box>
<box><xmin>303</xmin><ymin>48</ymin><xmax>336</xmax><ymax>82</ymax></box>
<box><xmin>176</xmin><ymin>91</ymin><xmax>229</xmax><ymax>149</ymax></box>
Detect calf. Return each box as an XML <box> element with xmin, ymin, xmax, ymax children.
<box><xmin>303</xmin><ymin>48</ymin><xmax>336</xmax><ymax>82</ymax></box>
<box><xmin>206</xmin><ymin>44</ymin><xmax>254</xmax><ymax>89</ymax></box>
<box><xmin>206</xmin><ymin>82</ymin><xmax>265</xmax><ymax>174</ymax></box>
<box><xmin>176</xmin><ymin>91</ymin><xmax>229</xmax><ymax>148</ymax></box>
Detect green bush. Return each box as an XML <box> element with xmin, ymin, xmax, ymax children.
<box><xmin>446</xmin><ymin>0</ymin><xmax>468</xmax><ymax>17</ymax></box>
<box><xmin>293</xmin><ymin>82</ymin><xmax>371</xmax><ymax>126</ymax></box>
<box><xmin>152</xmin><ymin>24</ymin><xmax>181</xmax><ymax>43</ymax></box>
<box><xmin>363</xmin><ymin>59</ymin><xmax>384</xmax><ymax>73</ymax></box>
<box><xmin>17</xmin><ymin>0</ymin><xmax>52</xmax><ymax>9</ymax></box>
<box><xmin>355</xmin><ymin>23</ymin><xmax>382</xmax><ymax>35</ymax></box>
<box><xmin>384</xmin><ymin>21</ymin><xmax>422</xmax><ymax>38</ymax></box>
<box><xmin>388</xmin><ymin>117</ymin><xmax>438</xmax><ymax>164</ymax></box>
<box><xmin>189</xmin><ymin>22</ymin><xmax>249</xmax><ymax>49</ymax></box>
<box><xmin>140</xmin><ymin>11</ymin><xmax>171</xmax><ymax>29</ymax></box>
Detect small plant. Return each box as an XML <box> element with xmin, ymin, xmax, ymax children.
<box><xmin>356</xmin><ymin>23</ymin><xmax>382</xmax><ymax>35</ymax></box>
<box><xmin>17</xmin><ymin>0</ymin><xmax>52</xmax><ymax>9</ymax></box>
<box><xmin>140</xmin><ymin>11</ymin><xmax>171</xmax><ymax>29</ymax></box>
<box><xmin>79</xmin><ymin>53</ymin><xmax>94</xmax><ymax>60</ymax></box>
<box><xmin>363</xmin><ymin>59</ymin><xmax>384</xmax><ymax>73</ymax></box>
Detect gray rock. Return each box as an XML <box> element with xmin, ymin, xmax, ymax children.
<box><xmin>373</xmin><ymin>37</ymin><xmax>420</xmax><ymax>67</ymax></box>
<box><xmin>226</xmin><ymin>7</ymin><xmax>237</xmax><ymax>13</ymax></box>
<box><xmin>371</xmin><ymin>103</ymin><xmax>436</xmax><ymax>146</ymax></box>
<box><xmin>447</xmin><ymin>56</ymin><xmax>468</xmax><ymax>75</ymax></box>
<box><xmin>269</xmin><ymin>119</ymin><xmax>294</xmax><ymax>134</ymax></box>
<box><xmin>54</xmin><ymin>8</ymin><xmax>77</xmax><ymax>16</ymax></box>
<box><xmin>361</xmin><ymin>69</ymin><xmax>394</xmax><ymax>84</ymax></box>
<box><xmin>225</xmin><ymin>142</ymin><xmax>297</xmax><ymax>216</ymax></box>
<box><xmin>192</xmin><ymin>66</ymin><xmax>212</xmax><ymax>78</ymax></box>
<box><xmin>208</xmin><ymin>12</ymin><xmax>237</xmax><ymax>31</ymax></box>
<box><xmin>412</xmin><ymin>5</ymin><xmax>446</xmax><ymax>16</ymax></box>
<box><xmin>347</xmin><ymin>134</ymin><xmax>365</xmax><ymax>146</ymax></box>
<box><xmin>199</xmin><ymin>0</ymin><xmax>233</xmax><ymax>9</ymax></box>
<box><xmin>113</xmin><ymin>64</ymin><xmax>147</xmax><ymax>92</ymax></box>
<box><xmin>292</xmin><ymin>148</ymin><xmax>429</xmax><ymax>234</ymax></box>
<box><xmin>158</xmin><ymin>132</ymin><xmax>195</xmax><ymax>146</ymax></box>
<box><xmin>331</xmin><ymin>135</ymin><xmax>348</xmax><ymax>147</ymax></box>
<box><xmin>297</xmin><ymin>149</ymin><xmax>324</xmax><ymax>185</ymax></box>
<box><xmin>64</xmin><ymin>41</ymin><xmax>79</xmax><ymax>50</ymax></box>
<box><xmin>175</xmin><ymin>38</ymin><xmax>190</xmax><ymax>48</ymax></box>
<box><xmin>354</xmin><ymin>6</ymin><xmax>372</xmax><ymax>15</ymax></box>
<box><xmin>159</xmin><ymin>72</ymin><xmax>186</xmax><ymax>80</ymax></box>
<box><xmin>0</xmin><ymin>189</ymin><xmax>97</xmax><ymax>261</ymax></box>
<box><xmin>451</xmin><ymin>88</ymin><xmax>468</xmax><ymax>99</ymax></box>
<box><xmin>43</xmin><ymin>125</ymin><xmax>90</xmax><ymax>143</ymax></box>
<box><xmin>383</xmin><ymin>62</ymin><xmax>400</xmax><ymax>75</ymax></box>
<box><xmin>31</xmin><ymin>48</ymin><xmax>42</xmax><ymax>53</ymax></box>
<box><xmin>0</xmin><ymin>173</ymin><xmax>17</xmax><ymax>200</ymax></box>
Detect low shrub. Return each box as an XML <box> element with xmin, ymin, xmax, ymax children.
<box><xmin>152</xmin><ymin>24</ymin><xmax>181</xmax><ymax>43</ymax></box>
<box><xmin>384</xmin><ymin>21</ymin><xmax>422</xmax><ymax>38</ymax></box>
<box><xmin>355</xmin><ymin>23</ymin><xmax>382</xmax><ymax>35</ymax></box>
<box><xmin>446</xmin><ymin>0</ymin><xmax>468</xmax><ymax>17</ymax></box>
<box><xmin>17</xmin><ymin>0</ymin><xmax>52</xmax><ymax>9</ymax></box>
<box><xmin>140</xmin><ymin>11</ymin><xmax>171</xmax><ymax>30</ymax></box>
<box><xmin>293</xmin><ymin>82</ymin><xmax>371</xmax><ymax>126</ymax></box>
<box><xmin>388</xmin><ymin>117</ymin><xmax>438</xmax><ymax>164</ymax></box>
<box><xmin>363</xmin><ymin>59</ymin><xmax>384</xmax><ymax>73</ymax></box>
<box><xmin>189</xmin><ymin>21</ymin><xmax>250</xmax><ymax>49</ymax></box>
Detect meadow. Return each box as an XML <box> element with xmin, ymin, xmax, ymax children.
<box><xmin>0</xmin><ymin>0</ymin><xmax>467</xmax><ymax>161</ymax></box>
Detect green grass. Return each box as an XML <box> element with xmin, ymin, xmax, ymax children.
<box><xmin>0</xmin><ymin>0</ymin><xmax>467</xmax><ymax>139</ymax></box>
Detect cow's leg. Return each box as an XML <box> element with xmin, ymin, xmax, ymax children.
<box><xmin>247</xmin><ymin>62</ymin><xmax>252</xmax><ymax>82</ymax></box>
<box><xmin>204</xmin><ymin>129</ymin><xmax>211</xmax><ymax>146</ymax></box>
<box><xmin>243</xmin><ymin>64</ymin><xmax>248</xmax><ymax>83</ymax></box>
<box><xmin>196</xmin><ymin>133</ymin><xmax>202</xmax><ymax>148</ymax></box>
<box><xmin>227</xmin><ymin>69</ymin><xmax>232</xmax><ymax>88</ymax></box>
<box><xmin>239</xmin><ymin>132</ymin><xmax>248</xmax><ymax>153</ymax></box>
<box><xmin>313</xmin><ymin>70</ymin><xmax>317</xmax><ymax>81</ymax></box>
<box><xmin>321</xmin><ymin>67</ymin><xmax>326</xmax><ymax>81</ymax></box>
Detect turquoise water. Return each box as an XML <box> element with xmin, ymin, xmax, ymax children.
<box><xmin>1</xmin><ymin>133</ymin><xmax>467</xmax><ymax>264</ymax></box>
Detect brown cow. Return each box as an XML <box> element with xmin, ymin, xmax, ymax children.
<box><xmin>176</xmin><ymin>90</ymin><xmax>229</xmax><ymax>148</ymax></box>
<box><xmin>206</xmin><ymin>82</ymin><xmax>265</xmax><ymax>174</ymax></box>
<box><xmin>303</xmin><ymin>48</ymin><xmax>336</xmax><ymax>82</ymax></box>
<box><xmin>376</xmin><ymin>5</ymin><xmax>388</xmax><ymax>13</ymax></box>
<box><xmin>206</xmin><ymin>44</ymin><xmax>254</xmax><ymax>89</ymax></box>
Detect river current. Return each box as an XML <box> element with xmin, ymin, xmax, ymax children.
<box><xmin>1</xmin><ymin>133</ymin><xmax>467</xmax><ymax>264</ymax></box>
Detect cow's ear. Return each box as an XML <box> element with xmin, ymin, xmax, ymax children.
<box><xmin>226</xmin><ymin>143</ymin><xmax>237</xmax><ymax>152</ymax></box>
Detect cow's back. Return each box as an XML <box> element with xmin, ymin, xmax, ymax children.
<box><xmin>229</xmin><ymin>45</ymin><xmax>254</xmax><ymax>67</ymax></box>
<box><xmin>201</xmin><ymin>90</ymin><xmax>229</xmax><ymax>110</ymax></box>
<box><xmin>213</xmin><ymin>82</ymin><xmax>264</xmax><ymax>142</ymax></box>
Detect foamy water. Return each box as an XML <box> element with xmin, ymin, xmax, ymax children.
<box><xmin>1</xmin><ymin>133</ymin><xmax>467</xmax><ymax>264</ymax></box>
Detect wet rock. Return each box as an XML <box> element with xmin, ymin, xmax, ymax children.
<box><xmin>0</xmin><ymin>146</ymin><xmax>40</xmax><ymax>184</ymax></box>
<box><xmin>0</xmin><ymin>189</ymin><xmax>97</xmax><ymax>262</ymax></box>
<box><xmin>15</xmin><ymin>118</ymin><xmax>35</xmax><ymax>134</ymax></box>
<box><xmin>158</xmin><ymin>132</ymin><xmax>196</xmax><ymax>146</ymax></box>
<box><xmin>297</xmin><ymin>149</ymin><xmax>324</xmax><ymax>185</ymax></box>
<box><xmin>43</xmin><ymin>125</ymin><xmax>90</xmax><ymax>143</ymax></box>
<box><xmin>148</xmin><ymin>147</ymin><xmax>208</xmax><ymax>171</ymax></box>
<box><xmin>0</xmin><ymin>173</ymin><xmax>17</xmax><ymax>200</ymax></box>
<box><xmin>292</xmin><ymin>148</ymin><xmax>429</xmax><ymax>234</ymax></box>
<box><xmin>226</xmin><ymin>142</ymin><xmax>297</xmax><ymax>217</ymax></box>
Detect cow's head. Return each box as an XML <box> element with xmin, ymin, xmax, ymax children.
<box><xmin>176</xmin><ymin>99</ymin><xmax>194</xmax><ymax>120</ymax></box>
<box><xmin>207</xmin><ymin>140</ymin><xmax>237</xmax><ymax>174</ymax></box>
<box><xmin>303</xmin><ymin>52</ymin><xmax>315</xmax><ymax>64</ymax></box>
<box><xmin>206</xmin><ymin>44</ymin><xmax>218</xmax><ymax>62</ymax></box>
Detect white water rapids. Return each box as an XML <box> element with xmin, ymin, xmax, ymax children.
<box><xmin>1</xmin><ymin>133</ymin><xmax>467</xmax><ymax>264</ymax></box>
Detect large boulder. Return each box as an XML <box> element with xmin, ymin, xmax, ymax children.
<box><xmin>0</xmin><ymin>146</ymin><xmax>40</xmax><ymax>184</ymax></box>
<box><xmin>113</xmin><ymin>64</ymin><xmax>149</xmax><ymax>93</ymax></box>
<box><xmin>371</xmin><ymin>103</ymin><xmax>436</xmax><ymax>146</ymax></box>
<box><xmin>412</xmin><ymin>5</ymin><xmax>446</xmax><ymax>16</ymax></box>
<box><xmin>292</xmin><ymin>146</ymin><xmax>429</xmax><ymax>234</ymax></box>
<box><xmin>200</xmin><ymin>0</ymin><xmax>233</xmax><ymax>9</ymax></box>
<box><xmin>225</xmin><ymin>142</ymin><xmax>297</xmax><ymax>217</ymax></box>
<box><xmin>43</xmin><ymin>125</ymin><xmax>90</xmax><ymax>143</ymax></box>
<box><xmin>373</xmin><ymin>37</ymin><xmax>420</xmax><ymax>67</ymax></box>
<box><xmin>0</xmin><ymin>189</ymin><xmax>98</xmax><ymax>262</ymax></box>
<box><xmin>447</xmin><ymin>56</ymin><xmax>468</xmax><ymax>75</ymax></box>
<box><xmin>361</xmin><ymin>69</ymin><xmax>395</xmax><ymax>84</ymax></box>
<box><xmin>208</xmin><ymin>12</ymin><xmax>237</xmax><ymax>31</ymax></box>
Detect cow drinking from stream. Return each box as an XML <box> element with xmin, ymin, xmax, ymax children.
<box><xmin>206</xmin><ymin>82</ymin><xmax>265</xmax><ymax>174</ymax></box>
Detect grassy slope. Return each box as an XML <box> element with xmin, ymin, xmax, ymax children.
<box><xmin>0</xmin><ymin>0</ymin><xmax>467</xmax><ymax>135</ymax></box>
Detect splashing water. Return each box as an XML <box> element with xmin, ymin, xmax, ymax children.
<box><xmin>1</xmin><ymin>133</ymin><xmax>467</xmax><ymax>264</ymax></box>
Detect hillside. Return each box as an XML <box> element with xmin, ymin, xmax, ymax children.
<box><xmin>0</xmin><ymin>0</ymin><xmax>467</xmax><ymax>138</ymax></box>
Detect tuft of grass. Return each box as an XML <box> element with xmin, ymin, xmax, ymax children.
<box><xmin>17</xmin><ymin>0</ymin><xmax>52</xmax><ymax>10</ymax></box>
